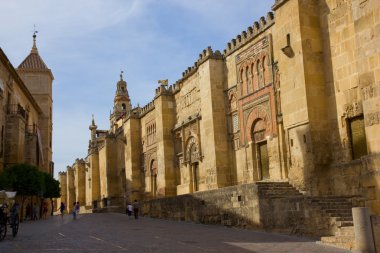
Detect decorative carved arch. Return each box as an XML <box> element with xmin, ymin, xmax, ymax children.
<box><xmin>185</xmin><ymin>136</ymin><xmax>200</xmax><ymax>164</ymax></box>
<box><xmin>228</xmin><ymin>90</ymin><xmax>237</xmax><ymax>112</ymax></box>
<box><xmin>150</xmin><ymin>159</ymin><xmax>157</xmax><ymax>176</ymax></box>
<box><xmin>238</xmin><ymin>59</ymin><xmax>255</xmax><ymax>96</ymax></box>
<box><xmin>145</xmin><ymin>152</ymin><xmax>157</xmax><ymax>176</ymax></box>
<box><xmin>245</xmin><ymin>106</ymin><xmax>271</xmax><ymax>142</ymax></box>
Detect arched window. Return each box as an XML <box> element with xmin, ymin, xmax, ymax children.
<box><xmin>240</xmin><ymin>69</ymin><xmax>244</xmax><ymax>96</ymax></box>
<box><xmin>246</xmin><ymin>66</ymin><xmax>251</xmax><ymax>94</ymax></box>
<box><xmin>122</xmin><ymin>103</ymin><xmax>126</xmax><ymax>111</ymax></box>
<box><xmin>256</xmin><ymin>60</ymin><xmax>261</xmax><ymax>88</ymax></box>
<box><xmin>251</xmin><ymin>63</ymin><xmax>255</xmax><ymax>92</ymax></box>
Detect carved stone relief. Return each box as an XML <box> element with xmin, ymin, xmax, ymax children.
<box><xmin>343</xmin><ymin>101</ymin><xmax>363</xmax><ymax>118</ymax></box>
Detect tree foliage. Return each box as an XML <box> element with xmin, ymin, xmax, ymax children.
<box><xmin>0</xmin><ymin>163</ymin><xmax>60</xmax><ymax>198</ymax></box>
<box><xmin>43</xmin><ymin>173</ymin><xmax>60</xmax><ymax>199</ymax></box>
<box><xmin>0</xmin><ymin>163</ymin><xmax>44</xmax><ymax>196</ymax></box>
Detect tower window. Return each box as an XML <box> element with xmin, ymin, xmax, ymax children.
<box><xmin>122</xmin><ymin>103</ymin><xmax>126</xmax><ymax>111</ymax></box>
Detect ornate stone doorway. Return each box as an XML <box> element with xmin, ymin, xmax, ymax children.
<box><xmin>252</xmin><ymin>118</ymin><xmax>270</xmax><ymax>180</ymax></box>
<box><xmin>189</xmin><ymin>141</ymin><xmax>200</xmax><ymax>192</ymax></box>
<box><xmin>258</xmin><ymin>142</ymin><xmax>269</xmax><ymax>180</ymax></box>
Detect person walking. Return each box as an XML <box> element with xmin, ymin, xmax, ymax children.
<box><xmin>72</xmin><ymin>202</ymin><xmax>77</xmax><ymax>220</ymax></box>
<box><xmin>42</xmin><ymin>201</ymin><xmax>48</xmax><ymax>219</ymax></box>
<box><xmin>25</xmin><ymin>203</ymin><xmax>31</xmax><ymax>221</ymax></box>
<box><xmin>132</xmin><ymin>200</ymin><xmax>139</xmax><ymax>219</ymax></box>
<box><xmin>76</xmin><ymin>202</ymin><xmax>80</xmax><ymax>218</ymax></box>
<box><xmin>126</xmin><ymin>203</ymin><xmax>133</xmax><ymax>219</ymax></box>
<box><xmin>60</xmin><ymin>202</ymin><xmax>65</xmax><ymax>219</ymax></box>
<box><xmin>32</xmin><ymin>203</ymin><xmax>38</xmax><ymax>220</ymax></box>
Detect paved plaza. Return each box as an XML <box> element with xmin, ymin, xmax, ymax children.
<box><xmin>0</xmin><ymin>213</ymin><xmax>350</xmax><ymax>253</ymax></box>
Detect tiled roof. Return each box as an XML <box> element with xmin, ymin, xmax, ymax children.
<box><xmin>18</xmin><ymin>52</ymin><xmax>49</xmax><ymax>70</ymax></box>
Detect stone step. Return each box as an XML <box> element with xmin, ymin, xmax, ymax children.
<box><xmin>258</xmin><ymin>190</ymin><xmax>301</xmax><ymax>193</ymax></box>
<box><xmin>316</xmin><ymin>202</ymin><xmax>352</xmax><ymax>206</ymax></box>
<box><xmin>336</xmin><ymin>221</ymin><xmax>354</xmax><ymax>227</ymax></box>
<box><xmin>318</xmin><ymin>205</ymin><xmax>352</xmax><ymax>210</ymax></box>
<box><xmin>312</xmin><ymin>199</ymin><xmax>351</xmax><ymax>204</ymax></box>
<box><xmin>335</xmin><ymin>226</ymin><xmax>354</xmax><ymax>237</ymax></box>
<box><xmin>325</xmin><ymin>209</ymin><xmax>352</xmax><ymax>214</ymax></box>
<box><xmin>328</xmin><ymin>214</ymin><xmax>352</xmax><ymax>219</ymax></box>
<box><xmin>257</xmin><ymin>187</ymin><xmax>296</xmax><ymax>191</ymax></box>
<box><xmin>319</xmin><ymin>235</ymin><xmax>355</xmax><ymax>251</ymax></box>
<box><xmin>335</xmin><ymin>217</ymin><xmax>353</xmax><ymax>222</ymax></box>
<box><xmin>256</xmin><ymin>181</ymin><xmax>290</xmax><ymax>185</ymax></box>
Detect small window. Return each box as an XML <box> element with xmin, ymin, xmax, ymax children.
<box><xmin>122</xmin><ymin>103</ymin><xmax>126</xmax><ymax>111</ymax></box>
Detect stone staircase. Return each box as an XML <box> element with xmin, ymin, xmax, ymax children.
<box><xmin>319</xmin><ymin>226</ymin><xmax>355</xmax><ymax>251</ymax></box>
<box><xmin>312</xmin><ymin>197</ymin><xmax>356</xmax><ymax>251</ymax></box>
<box><xmin>256</xmin><ymin>181</ymin><xmax>357</xmax><ymax>251</ymax></box>
<box><xmin>256</xmin><ymin>181</ymin><xmax>303</xmax><ymax>198</ymax></box>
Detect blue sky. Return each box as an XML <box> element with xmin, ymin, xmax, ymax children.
<box><xmin>0</xmin><ymin>0</ymin><xmax>273</xmax><ymax>178</ymax></box>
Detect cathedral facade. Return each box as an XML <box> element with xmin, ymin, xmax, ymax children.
<box><xmin>60</xmin><ymin>0</ymin><xmax>380</xmax><ymax>218</ymax></box>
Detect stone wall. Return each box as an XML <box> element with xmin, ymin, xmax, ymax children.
<box><xmin>314</xmin><ymin>153</ymin><xmax>380</xmax><ymax>214</ymax></box>
<box><xmin>142</xmin><ymin>183</ymin><xmax>335</xmax><ymax>237</ymax></box>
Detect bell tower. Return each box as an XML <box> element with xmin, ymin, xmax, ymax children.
<box><xmin>110</xmin><ymin>71</ymin><xmax>131</xmax><ymax>125</ymax></box>
<box><xmin>17</xmin><ymin>32</ymin><xmax>54</xmax><ymax>174</ymax></box>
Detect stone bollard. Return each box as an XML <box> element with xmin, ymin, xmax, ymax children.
<box><xmin>352</xmin><ymin>207</ymin><xmax>376</xmax><ymax>253</ymax></box>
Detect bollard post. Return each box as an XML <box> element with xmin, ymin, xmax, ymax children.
<box><xmin>352</xmin><ymin>207</ymin><xmax>376</xmax><ymax>253</ymax></box>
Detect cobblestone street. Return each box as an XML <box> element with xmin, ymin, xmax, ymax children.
<box><xmin>0</xmin><ymin>213</ymin><xmax>350</xmax><ymax>253</ymax></box>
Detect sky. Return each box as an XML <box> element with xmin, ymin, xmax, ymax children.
<box><xmin>0</xmin><ymin>0</ymin><xmax>273</xmax><ymax>178</ymax></box>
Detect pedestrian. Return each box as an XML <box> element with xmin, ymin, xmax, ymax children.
<box><xmin>25</xmin><ymin>203</ymin><xmax>31</xmax><ymax>221</ymax></box>
<box><xmin>132</xmin><ymin>199</ymin><xmax>139</xmax><ymax>219</ymax></box>
<box><xmin>72</xmin><ymin>202</ymin><xmax>77</xmax><ymax>220</ymax></box>
<box><xmin>32</xmin><ymin>203</ymin><xmax>38</xmax><ymax>220</ymax></box>
<box><xmin>126</xmin><ymin>203</ymin><xmax>133</xmax><ymax>219</ymax></box>
<box><xmin>42</xmin><ymin>201</ymin><xmax>48</xmax><ymax>219</ymax></box>
<box><xmin>75</xmin><ymin>202</ymin><xmax>80</xmax><ymax>216</ymax></box>
<box><xmin>60</xmin><ymin>202</ymin><xmax>65</xmax><ymax>219</ymax></box>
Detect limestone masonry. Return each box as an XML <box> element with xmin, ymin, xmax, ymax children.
<box><xmin>0</xmin><ymin>33</ymin><xmax>54</xmax><ymax>174</ymax></box>
<box><xmin>59</xmin><ymin>0</ymin><xmax>380</xmax><ymax>249</ymax></box>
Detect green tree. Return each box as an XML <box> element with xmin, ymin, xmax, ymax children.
<box><xmin>43</xmin><ymin>172</ymin><xmax>60</xmax><ymax>216</ymax></box>
<box><xmin>0</xmin><ymin>164</ymin><xmax>44</xmax><ymax>221</ymax></box>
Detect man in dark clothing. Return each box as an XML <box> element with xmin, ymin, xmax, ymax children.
<box><xmin>132</xmin><ymin>200</ymin><xmax>139</xmax><ymax>219</ymax></box>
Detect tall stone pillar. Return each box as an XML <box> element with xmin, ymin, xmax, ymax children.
<box><xmin>154</xmin><ymin>85</ymin><xmax>176</xmax><ymax>196</ymax></box>
<box><xmin>198</xmin><ymin>52</ymin><xmax>231</xmax><ymax>189</ymax></box>
<box><xmin>66</xmin><ymin>166</ymin><xmax>75</xmax><ymax>212</ymax></box>
<box><xmin>124</xmin><ymin>116</ymin><xmax>142</xmax><ymax>202</ymax></box>
<box><xmin>74</xmin><ymin>159</ymin><xmax>86</xmax><ymax>208</ymax></box>
<box><xmin>58</xmin><ymin>172</ymin><xmax>67</xmax><ymax>210</ymax></box>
